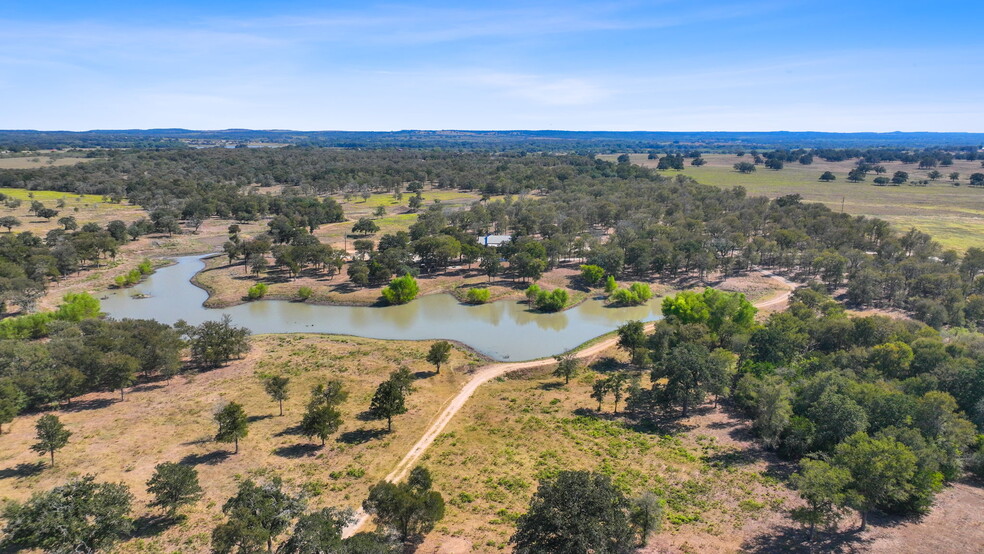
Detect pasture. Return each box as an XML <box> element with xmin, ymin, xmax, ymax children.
<box><xmin>603</xmin><ymin>153</ymin><xmax>984</xmax><ymax>251</ymax></box>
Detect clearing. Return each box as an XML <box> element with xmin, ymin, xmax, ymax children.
<box><xmin>602</xmin><ymin>153</ymin><xmax>984</xmax><ymax>251</ymax></box>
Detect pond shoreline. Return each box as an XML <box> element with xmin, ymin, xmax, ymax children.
<box><xmin>187</xmin><ymin>252</ymin><xmax>598</xmax><ymax>313</ymax></box>
<box><xmin>101</xmin><ymin>255</ymin><xmax>665</xmax><ymax>361</ymax></box>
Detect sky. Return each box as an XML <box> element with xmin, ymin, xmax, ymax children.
<box><xmin>1</xmin><ymin>0</ymin><xmax>982</xmax><ymax>132</ymax></box>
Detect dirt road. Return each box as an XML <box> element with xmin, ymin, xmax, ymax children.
<box><xmin>344</xmin><ymin>272</ymin><xmax>796</xmax><ymax>536</ymax></box>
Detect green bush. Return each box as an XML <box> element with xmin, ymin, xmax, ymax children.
<box><xmin>466</xmin><ymin>288</ymin><xmax>491</xmax><ymax>304</ymax></box>
<box><xmin>610</xmin><ymin>283</ymin><xmax>653</xmax><ymax>306</ymax></box>
<box><xmin>579</xmin><ymin>264</ymin><xmax>605</xmax><ymax>286</ymax></box>
<box><xmin>535</xmin><ymin>288</ymin><xmax>569</xmax><ymax>312</ymax></box>
<box><xmin>604</xmin><ymin>275</ymin><xmax>617</xmax><ymax>293</ymax></box>
<box><xmin>629</xmin><ymin>282</ymin><xmax>653</xmax><ymax>302</ymax></box>
<box><xmin>382</xmin><ymin>274</ymin><xmax>419</xmax><ymax>305</ymax></box>
<box><xmin>297</xmin><ymin>286</ymin><xmax>313</xmax><ymax>301</ymax></box>
<box><xmin>55</xmin><ymin>293</ymin><xmax>102</xmax><ymax>321</ymax></box>
<box><xmin>113</xmin><ymin>268</ymin><xmax>144</xmax><ymax>288</ymax></box>
<box><xmin>247</xmin><ymin>282</ymin><xmax>269</xmax><ymax>300</ymax></box>
<box><xmin>137</xmin><ymin>259</ymin><xmax>153</xmax><ymax>275</ymax></box>
<box><xmin>610</xmin><ymin>287</ymin><xmax>639</xmax><ymax>306</ymax></box>
<box><xmin>0</xmin><ymin>293</ymin><xmax>101</xmax><ymax>339</ymax></box>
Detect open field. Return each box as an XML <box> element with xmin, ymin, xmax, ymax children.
<box><xmin>0</xmin><ymin>187</ymin><xmax>143</xmax><ymax>237</ymax></box>
<box><xmin>601</xmin><ymin>153</ymin><xmax>984</xmax><ymax>251</ymax></box>
<box><xmin>0</xmin><ymin>155</ymin><xmax>94</xmax><ymax>169</ymax></box>
<box><xmin>0</xmin><ymin>334</ymin><xmax>483</xmax><ymax>553</ymax></box>
<box><xmin>419</xmin><ymin>360</ymin><xmax>798</xmax><ymax>552</ymax></box>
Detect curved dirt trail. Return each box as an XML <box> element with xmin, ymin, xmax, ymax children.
<box><xmin>344</xmin><ymin>272</ymin><xmax>796</xmax><ymax>536</ymax></box>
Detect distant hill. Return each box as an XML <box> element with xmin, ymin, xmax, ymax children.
<box><xmin>1</xmin><ymin>129</ymin><xmax>982</xmax><ymax>152</ymax></box>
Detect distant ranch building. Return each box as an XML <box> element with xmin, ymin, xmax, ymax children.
<box><xmin>481</xmin><ymin>234</ymin><xmax>511</xmax><ymax>248</ymax></box>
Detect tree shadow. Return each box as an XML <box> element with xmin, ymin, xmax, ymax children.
<box><xmin>539</xmin><ymin>381</ymin><xmax>566</xmax><ymax>391</ymax></box>
<box><xmin>588</xmin><ymin>356</ymin><xmax>630</xmax><ymax>374</ymax></box>
<box><xmin>337</xmin><ymin>428</ymin><xmax>387</xmax><ymax>444</ymax></box>
<box><xmin>61</xmin><ymin>397</ymin><xmax>115</xmax><ymax>412</ymax></box>
<box><xmin>180</xmin><ymin>450</ymin><xmax>232</xmax><ymax>466</ymax></box>
<box><xmin>741</xmin><ymin>524</ymin><xmax>872</xmax><ymax>553</ymax></box>
<box><xmin>0</xmin><ymin>461</ymin><xmax>46</xmax><ymax>480</ymax></box>
<box><xmin>329</xmin><ymin>282</ymin><xmax>360</xmax><ymax>294</ymax></box>
<box><xmin>273</xmin><ymin>443</ymin><xmax>322</xmax><ymax>459</ymax></box>
<box><xmin>131</xmin><ymin>382</ymin><xmax>166</xmax><ymax>393</ymax></box>
<box><xmin>274</xmin><ymin>424</ymin><xmax>305</xmax><ymax>437</ymax></box>
<box><xmin>247</xmin><ymin>414</ymin><xmax>274</xmax><ymax>423</ymax></box>
<box><xmin>131</xmin><ymin>514</ymin><xmax>182</xmax><ymax>538</ymax></box>
<box><xmin>412</xmin><ymin>370</ymin><xmax>436</xmax><ymax>380</ymax></box>
<box><xmin>707</xmin><ymin>418</ymin><xmax>738</xmax><ymax>430</ymax></box>
<box><xmin>703</xmin><ymin>449</ymin><xmax>756</xmax><ymax>469</ymax></box>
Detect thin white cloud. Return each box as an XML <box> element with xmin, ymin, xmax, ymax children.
<box><xmin>460</xmin><ymin>72</ymin><xmax>612</xmax><ymax>106</ymax></box>
<box><xmin>212</xmin><ymin>1</ymin><xmax>788</xmax><ymax>45</ymax></box>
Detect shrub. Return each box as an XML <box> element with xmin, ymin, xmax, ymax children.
<box><xmin>466</xmin><ymin>288</ymin><xmax>491</xmax><ymax>304</ymax></box>
<box><xmin>579</xmin><ymin>264</ymin><xmax>605</xmax><ymax>286</ymax></box>
<box><xmin>610</xmin><ymin>284</ymin><xmax>652</xmax><ymax>306</ymax></box>
<box><xmin>382</xmin><ymin>274</ymin><xmax>419</xmax><ymax>305</ymax></box>
<box><xmin>610</xmin><ymin>287</ymin><xmax>639</xmax><ymax>305</ymax></box>
<box><xmin>297</xmin><ymin>286</ymin><xmax>313</xmax><ymax>301</ymax></box>
<box><xmin>0</xmin><ymin>294</ymin><xmax>100</xmax><ymax>340</ymax></box>
<box><xmin>113</xmin><ymin>268</ymin><xmax>145</xmax><ymax>288</ymax></box>
<box><xmin>629</xmin><ymin>282</ymin><xmax>653</xmax><ymax>302</ymax></box>
<box><xmin>535</xmin><ymin>288</ymin><xmax>569</xmax><ymax>312</ymax></box>
<box><xmin>604</xmin><ymin>275</ymin><xmax>617</xmax><ymax>293</ymax></box>
<box><xmin>137</xmin><ymin>259</ymin><xmax>153</xmax><ymax>275</ymax></box>
<box><xmin>247</xmin><ymin>282</ymin><xmax>268</xmax><ymax>300</ymax></box>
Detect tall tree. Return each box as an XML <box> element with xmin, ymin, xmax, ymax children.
<box><xmin>212</xmin><ymin>479</ymin><xmax>305</xmax><ymax>554</ymax></box>
<box><xmin>0</xmin><ymin>475</ymin><xmax>133</xmax><ymax>553</ymax></box>
<box><xmin>0</xmin><ymin>379</ymin><xmax>26</xmax><ymax>434</ymax></box>
<box><xmin>102</xmin><ymin>351</ymin><xmax>139</xmax><ymax>401</ymax></box>
<box><xmin>312</xmin><ymin>379</ymin><xmax>348</xmax><ymax>408</ymax></box>
<box><xmin>146</xmin><ymin>462</ymin><xmax>204</xmax><ymax>518</ymax></box>
<box><xmin>363</xmin><ymin>466</ymin><xmax>445</xmax><ymax>545</ymax></box>
<box><xmin>591</xmin><ymin>378</ymin><xmax>609</xmax><ymax>412</ymax></box>
<box><xmin>629</xmin><ymin>492</ymin><xmax>665</xmax><ymax>546</ymax></box>
<box><xmin>264</xmin><ymin>375</ymin><xmax>290</xmax><ymax>416</ymax></box>
<box><xmin>299</xmin><ymin>402</ymin><xmax>342</xmax><ymax>446</ymax></box>
<box><xmin>754</xmin><ymin>376</ymin><xmax>793</xmax><ymax>449</ymax></box>
<box><xmin>31</xmin><ymin>414</ymin><xmax>71</xmax><ymax>467</ymax></box>
<box><xmin>188</xmin><ymin>315</ymin><xmax>251</xmax><ymax>368</ymax></box>
<box><xmin>789</xmin><ymin>458</ymin><xmax>851</xmax><ymax>540</ymax></box>
<box><xmin>553</xmin><ymin>353</ymin><xmax>580</xmax><ymax>384</ymax></box>
<box><xmin>214</xmin><ymin>402</ymin><xmax>249</xmax><ymax>454</ymax></box>
<box><xmin>511</xmin><ymin>471</ymin><xmax>634</xmax><ymax>553</ymax></box>
<box><xmin>369</xmin><ymin>378</ymin><xmax>408</xmax><ymax>432</ymax></box>
<box><xmin>279</xmin><ymin>507</ymin><xmax>354</xmax><ymax>553</ymax></box>
<box><xmin>834</xmin><ymin>433</ymin><xmax>917</xmax><ymax>530</ymax></box>
<box><xmin>426</xmin><ymin>341</ymin><xmax>452</xmax><ymax>374</ymax></box>
<box><xmin>654</xmin><ymin>343</ymin><xmax>720</xmax><ymax>416</ymax></box>
<box><xmin>616</xmin><ymin>320</ymin><xmax>646</xmax><ymax>353</ymax></box>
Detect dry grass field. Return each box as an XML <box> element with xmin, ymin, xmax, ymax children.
<box><xmin>601</xmin><ymin>153</ymin><xmax>984</xmax><ymax>251</ymax></box>
<box><xmin>418</xmin><ymin>359</ymin><xmax>798</xmax><ymax>552</ymax></box>
<box><xmin>0</xmin><ymin>334</ymin><xmax>482</xmax><ymax>553</ymax></box>
<box><xmin>0</xmin><ymin>187</ymin><xmax>143</xmax><ymax>238</ymax></box>
<box><xmin>0</xmin><ymin>155</ymin><xmax>94</xmax><ymax>169</ymax></box>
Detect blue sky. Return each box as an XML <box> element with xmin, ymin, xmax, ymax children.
<box><xmin>1</xmin><ymin>0</ymin><xmax>982</xmax><ymax>131</ymax></box>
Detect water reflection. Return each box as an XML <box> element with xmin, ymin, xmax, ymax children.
<box><xmin>101</xmin><ymin>255</ymin><xmax>663</xmax><ymax>361</ymax></box>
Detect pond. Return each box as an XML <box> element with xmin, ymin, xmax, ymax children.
<box><xmin>100</xmin><ymin>255</ymin><xmax>663</xmax><ymax>361</ymax></box>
